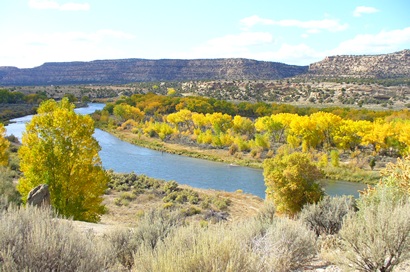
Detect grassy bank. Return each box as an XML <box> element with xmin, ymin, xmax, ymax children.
<box><xmin>104</xmin><ymin>127</ymin><xmax>263</xmax><ymax>168</ymax></box>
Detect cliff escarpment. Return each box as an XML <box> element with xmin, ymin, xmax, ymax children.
<box><xmin>0</xmin><ymin>59</ymin><xmax>308</xmax><ymax>85</ymax></box>
<box><xmin>308</xmin><ymin>50</ymin><xmax>410</xmax><ymax>79</ymax></box>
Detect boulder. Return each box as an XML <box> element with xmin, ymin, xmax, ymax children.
<box><xmin>27</xmin><ymin>184</ymin><xmax>50</xmax><ymax>207</ymax></box>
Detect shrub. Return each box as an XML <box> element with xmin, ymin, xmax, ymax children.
<box><xmin>333</xmin><ymin>189</ymin><xmax>410</xmax><ymax>272</ymax></box>
<box><xmin>133</xmin><ymin>223</ymin><xmax>260</xmax><ymax>272</ymax></box>
<box><xmin>330</xmin><ymin>149</ymin><xmax>339</xmax><ymax>167</ymax></box>
<box><xmin>252</xmin><ymin>217</ymin><xmax>317</xmax><ymax>272</ymax></box>
<box><xmin>299</xmin><ymin>195</ymin><xmax>356</xmax><ymax>236</ymax></box>
<box><xmin>229</xmin><ymin>143</ymin><xmax>238</xmax><ymax>155</ymax></box>
<box><xmin>0</xmin><ymin>167</ymin><xmax>21</xmax><ymax>210</ymax></box>
<box><xmin>133</xmin><ymin>209</ymin><xmax>183</xmax><ymax>250</ymax></box>
<box><xmin>0</xmin><ymin>206</ymin><xmax>113</xmax><ymax>271</ymax></box>
<box><xmin>106</xmin><ymin>228</ymin><xmax>140</xmax><ymax>270</ymax></box>
<box><xmin>163</xmin><ymin>180</ymin><xmax>178</xmax><ymax>194</ymax></box>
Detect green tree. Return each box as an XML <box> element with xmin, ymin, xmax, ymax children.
<box><xmin>263</xmin><ymin>150</ymin><xmax>324</xmax><ymax>216</ymax></box>
<box><xmin>17</xmin><ymin>98</ymin><xmax>108</xmax><ymax>222</ymax></box>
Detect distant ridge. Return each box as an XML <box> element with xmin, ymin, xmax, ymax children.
<box><xmin>308</xmin><ymin>49</ymin><xmax>410</xmax><ymax>78</ymax></box>
<box><xmin>0</xmin><ymin>50</ymin><xmax>408</xmax><ymax>86</ymax></box>
<box><xmin>0</xmin><ymin>58</ymin><xmax>308</xmax><ymax>86</ymax></box>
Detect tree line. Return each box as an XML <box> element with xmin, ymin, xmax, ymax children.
<box><xmin>93</xmin><ymin>93</ymin><xmax>410</xmax><ymax>157</ymax></box>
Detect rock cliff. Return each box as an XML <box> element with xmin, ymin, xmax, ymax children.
<box><xmin>0</xmin><ymin>59</ymin><xmax>307</xmax><ymax>85</ymax></box>
<box><xmin>308</xmin><ymin>50</ymin><xmax>410</xmax><ymax>78</ymax></box>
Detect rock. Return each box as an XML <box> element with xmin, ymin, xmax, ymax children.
<box><xmin>0</xmin><ymin>58</ymin><xmax>308</xmax><ymax>85</ymax></box>
<box><xmin>27</xmin><ymin>184</ymin><xmax>50</xmax><ymax>207</ymax></box>
<box><xmin>308</xmin><ymin>50</ymin><xmax>410</xmax><ymax>79</ymax></box>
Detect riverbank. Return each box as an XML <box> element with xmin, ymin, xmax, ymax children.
<box><xmin>98</xmin><ymin>125</ymin><xmax>380</xmax><ymax>185</ymax></box>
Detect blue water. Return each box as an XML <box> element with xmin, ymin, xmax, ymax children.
<box><xmin>5</xmin><ymin>103</ymin><xmax>366</xmax><ymax>199</ymax></box>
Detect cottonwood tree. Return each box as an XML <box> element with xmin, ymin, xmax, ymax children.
<box><xmin>0</xmin><ymin>123</ymin><xmax>9</xmax><ymax>166</ymax></box>
<box><xmin>17</xmin><ymin>98</ymin><xmax>108</xmax><ymax>222</ymax></box>
<box><xmin>263</xmin><ymin>149</ymin><xmax>324</xmax><ymax>216</ymax></box>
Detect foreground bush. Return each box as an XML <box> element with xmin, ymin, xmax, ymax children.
<box><xmin>134</xmin><ymin>223</ymin><xmax>259</xmax><ymax>272</ymax></box>
<box><xmin>299</xmin><ymin>195</ymin><xmax>356</xmax><ymax>236</ymax></box>
<box><xmin>333</xmin><ymin>189</ymin><xmax>410</xmax><ymax>272</ymax></box>
<box><xmin>0</xmin><ymin>206</ymin><xmax>113</xmax><ymax>271</ymax></box>
<box><xmin>253</xmin><ymin>218</ymin><xmax>317</xmax><ymax>272</ymax></box>
<box><xmin>133</xmin><ymin>213</ymin><xmax>317</xmax><ymax>272</ymax></box>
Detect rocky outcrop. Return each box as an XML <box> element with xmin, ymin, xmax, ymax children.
<box><xmin>27</xmin><ymin>184</ymin><xmax>50</xmax><ymax>207</ymax></box>
<box><xmin>0</xmin><ymin>59</ymin><xmax>308</xmax><ymax>86</ymax></box>
<box><xmin>308</xmin><ymin>50</ymin><xmax>410</xmax><ymax>79</ymax></box>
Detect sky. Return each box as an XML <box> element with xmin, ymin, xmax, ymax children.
<box><xmin>0</xmin><ymin>0</ymin><xmax>409</xmax><ymax>68</ymax></box>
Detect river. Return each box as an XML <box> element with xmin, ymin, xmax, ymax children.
<box><xmin>5</xmin><ymin>103</ymin><xmax>366</xmax><ymax>199</ymax></box>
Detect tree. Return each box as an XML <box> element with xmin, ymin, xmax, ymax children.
<box><xmin>0</xmin><ymin>123</ymin><xmax>9</xmax><ymax>166</ymax></box>
<box><xmin>263</xmin><ymin>150</ymin><xmax>324</xmax><ymax>216</ymax></box>
<box><xmin>17</xmin><ymin>98</ymin><xmax>108</xmax><ymax>222</ymax></box>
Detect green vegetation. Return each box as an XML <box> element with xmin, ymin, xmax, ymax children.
<box><xmin>107</xmin><ymin>172</ymin><xmax>231</xmax><ymax>220</ymax></box>
<box><xmin>17</xmin><ymin>98</ymin><xmax>108</xmax><ymax>222</ymax></box>
<box><xmin>0</xmin><ymin>89</ymin><xmax>47</xmax><ymax>123</ymax></box>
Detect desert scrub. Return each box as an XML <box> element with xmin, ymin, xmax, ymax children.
<box><xmin>133</xmin><ymin>215</ymin><xmax>317</xmax><ymax>272</ymax></box>
<box><xmin>252</xmin><ymin>217</ymin><xmax>317</xmax><ymax>272</ymax></box>
<box><xmin>0</xmin><ymin>166</ymin><xmax>21</xmax><ymax>210</ymax></box>
<box><xmin>107</xmin><ymin>171</ymin><xmax>162</xmax><ymax>192</ymax></box>
<box><xmin>133</xmin><ymin>223</ymin><xmax>261</xmax><ymax>272</ymax></box>
<box><xmin>331</xmin><ymin>188</ymin><xmax>410</xmax><ymax>272</ymax></box>
<box><xmin>0</xmin><ymin>206</ymin><xmax>114</xmax><ymax>271</ymax></box>
<box><xmin>299</xmin><ymin>195</ymin><xmax>356</xmax><ymax>236</ymax></box>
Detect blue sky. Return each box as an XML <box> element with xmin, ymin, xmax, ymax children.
<box><xmin>0</xmin><ymin>0</ymin><xmax>409</xmax><ymax>68</ymax></box>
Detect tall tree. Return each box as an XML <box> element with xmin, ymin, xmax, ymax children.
<box><xmin>0</xmin><ymin>123</ymin><xmax>9</xmax><ymax>166</ymax></box>
<box><xmin>17</xmin><ymin>98</ymin><xmax>108</xmax><ymax>222</ymax></box>
<box><xmin>263</xmin><ymin>150</ymin><xmax>324</xmax><ymax>216</ymax></box>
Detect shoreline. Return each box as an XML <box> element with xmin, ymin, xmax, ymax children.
<box><xmin>97</xmin><ymin>125</ymin><xmax>380</xmax><ymax>185</ymax></box>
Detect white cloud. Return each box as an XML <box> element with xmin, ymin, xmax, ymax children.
<box><xmin>240</xmin><ymin>15</ymin><xmax>348</xmax><ymax>33</ymax></box>
<box><xmin>330</xmin><ymin>27</ymin><xmax>410</xmax><ymax>55</ymax></box>
<box><xmin>28</xmin><ymin>0</ymin><xmax>90</xmax><ymax>11</ymax></box>
<box><xmin>353</xmin><ymin>6</ymin><xmax>379</xmax><ymax>17</ymax></box>
<box><xmin>0</xmin><ymin>29</ymin><xmax>135</xmax><ymax>68</ymax></box>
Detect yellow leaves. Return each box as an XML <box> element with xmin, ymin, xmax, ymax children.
<box><xmin>18</xmin><ymin>98</ymin><xmax>107</xmax><ymax>222</ymax></box>
<box><xmin>113</xmin><ymin>103</ymin><xmax>145</xmax><ymax>122</ymax></box>
<box><xmin>263</xmin><ymin>152</ymin><xmax>324</xmax><ymax>216</ymax></box>
<box><xmin>380</xmin><ymin>157</ymin><xmax>410</xmax><ymax>195</ymax></box>
<box><xmin>0</xmin><ymin>123</ymin><xmax>9</xmax><ymax>166</ymax></box>
<box><xmin>359</xmin><ymin>119</ymin><xmax>394</xmax><ymax>152</ymax></box>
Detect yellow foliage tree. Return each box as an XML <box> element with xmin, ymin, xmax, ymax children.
<box><xmin>263</xmin><ymin>151</ymin><xmax>324</xmax><ymax>216</ymax></box>
<box><xmin>17</xmin><ymin>98</ymin><xmax>108</xmax><ymax>222</ymax></box>
<box><xmin>0</xmin><ymin>123</ymin><xmax>9</xmax><ymax>166</ymax></box>
<box><xmin>113</xmin><ymin>103</ymin><xmax>145</xmax><ymax>122</ymax></box>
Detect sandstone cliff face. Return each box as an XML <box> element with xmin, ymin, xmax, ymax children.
<box><xmin>308</xmin><ymin>50</ymin><xmax>410</xmax><ymax>78</ymax></box>
<box><xmin>0</xmin><ymin>59</ymin><xmax>307</xmax><ymax>86</ymax></box>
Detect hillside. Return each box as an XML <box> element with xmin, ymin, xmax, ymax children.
<box><xmin>0</xmin><ymin>50</ymin><xmax>408</xmax><ymax>86</ymax></box>
<box><xmin>0</xmin><ymin>58</ymin><xmax>307</xmax><ymax>86</ymax></box>
<box><xmin>308</xmin><ymin>49</ymin><xmax>410</xmax><ymax>78</ymax></box>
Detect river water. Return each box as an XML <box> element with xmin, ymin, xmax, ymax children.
<box><xmin>5</xmin><ymin>103</ymin><xmax>366</xmax><ymax>199</ymax></box>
